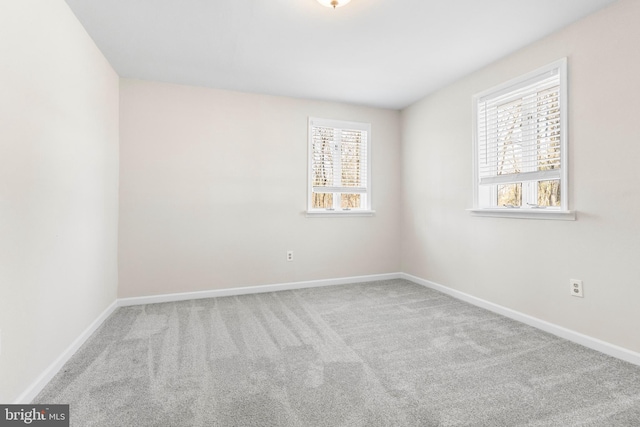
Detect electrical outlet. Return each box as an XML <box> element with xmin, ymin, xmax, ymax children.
<box><xmin>286</xmin><ymin>250</ymin><xmax>293</xmax><ymax>262</ymax></box>
<box><xmin>570</xmin><ymin>279</ymin><xmax>583</xmax><ymax>297</ymax></box>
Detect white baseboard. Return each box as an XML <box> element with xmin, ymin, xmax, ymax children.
<box><xmin>14</xmin><ymin>301</ymin><xmax>119</xmax><ymax>404</ymax></box>
<box><xmin>118</xmin><ymin>272</ymin><xmax>402</xmax><ymax>307</ymax></box>
<box><xmin>401</xmin><ymin>273</ymin><xmax>640</xmax><ymax>367</ymax></box>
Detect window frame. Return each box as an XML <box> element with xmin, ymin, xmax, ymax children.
<box><xmin>306</xmin><ymin>117</ymin><xmax>373</xmax><ymax>217</ymax></box>
<box><xmin>470</xmin><ymin>58</ymin><xmax>575</xmax><ymax>220</ymax></box>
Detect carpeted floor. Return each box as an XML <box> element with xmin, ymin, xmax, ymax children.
<box><xmin>35</xmin><ymin>279</ymin><xmax>640</xmax><ymax>426</ymax></box>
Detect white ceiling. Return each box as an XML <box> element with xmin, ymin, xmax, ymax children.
<box><xmin>64</xmin><ymin>0</ymin><xmax>617</xmax><ymax>110</ymax></box>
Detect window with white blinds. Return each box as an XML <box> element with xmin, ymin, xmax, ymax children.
<box><xmin>308</xmin><ymin>118</ymin><xmax>371</xmax><ymax>214</ymax></box>
<box><xmin>472</xmin><ymin>58</ymin><xmax>570</xmax><ymax>217</ymax></box>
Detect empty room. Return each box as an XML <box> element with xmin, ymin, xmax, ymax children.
<box><xmin>1</xmin><ymin>0</ymin><xmax>639</xmax><ymax>425</ymax></box>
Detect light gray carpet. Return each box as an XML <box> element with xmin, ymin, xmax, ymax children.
<box><xmin>35</xmin><ymin>279</ymin><xmax>640</xmax><ymax>426</ymax></box>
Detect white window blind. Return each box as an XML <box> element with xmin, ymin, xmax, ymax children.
<box><xmin>472</xmin><ymin>58</ymin><xmax>569</xmax><ymax>216</ymax></box>
<box><xmin>478</xmin><ymin>71</ymin><xmax>561</xmax><ymax>185</ymax></box>
<box><xmin>308</xmin><ymin>118</ymin><xmax>371</xmax><ymax>213</ymax></box>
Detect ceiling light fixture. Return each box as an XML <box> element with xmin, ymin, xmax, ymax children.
<box><xmin>317</xmin><ymin>0</ymin><xmax>351</xmax><ymax>9</ymax></box>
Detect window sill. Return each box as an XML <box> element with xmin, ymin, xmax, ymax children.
<box><xmin>468</xmin><ymin>208</ymin><xmax>576</xmax><ymax>221</ymax></box>
<box><xmin>306</xmin><ymin>210</ymin><xmax>375</xmax><ymax>218</ymax></box>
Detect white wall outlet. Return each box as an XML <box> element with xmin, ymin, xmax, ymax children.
<box><xmin>570</xmin><ymin>279</ymin><xmax>583</xmax><ymax>297</ymax></box>
<box><xmin>286</xmin><ymin>250</ymin><xmax>293</xmax><ymax>262</ymax></box>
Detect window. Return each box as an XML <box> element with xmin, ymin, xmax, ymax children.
<box><xmin>472</xmin><ymin>58</ymin><xmax>574</xmax><ymax>220</ymax></box>
<box><xmin>307</xmin><ymin>117</ymin><xmax>372</xmax><ymax>215</ymax></box>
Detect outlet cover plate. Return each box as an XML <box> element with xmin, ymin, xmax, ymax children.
<box><xmin>570</xmin><ymin>279</ymin><xmax>583</xmax><ymax>297</ymax></box>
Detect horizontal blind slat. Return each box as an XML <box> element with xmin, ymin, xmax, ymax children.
<box><xmin>313</xmin><ymin>186</ymin><xmax>367</xmax><ymax>193</ymax></box>
<box><xmin>479</xmin><ymin>169</ymin><xmax>561</xmax><ymax>185</ymax></box>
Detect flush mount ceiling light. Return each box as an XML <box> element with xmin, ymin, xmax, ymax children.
<box><xmin>317</xmin><ymin>0</ymin><xmax>351</xmax><ymax>9</ymax></box>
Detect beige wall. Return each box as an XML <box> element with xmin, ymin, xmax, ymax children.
<box><xmin>401</xmin><ymin>0</ymin><xmax>640</xmax><ymax>353</ymax></box>
<box><xmin>0</xmin><ymin>0</ymin><xmax>119</xmax><ymax>402</ymax></box>
<box><xmin>118</xmin><ymin>80</ymin><xmax>401</xmax><ymax>298</ymax></box>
